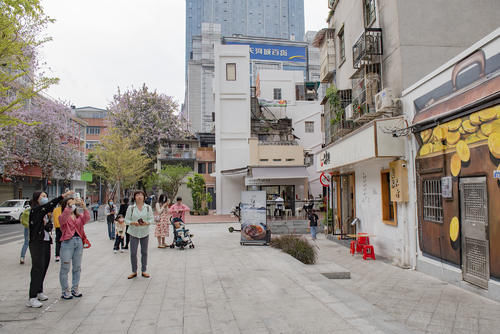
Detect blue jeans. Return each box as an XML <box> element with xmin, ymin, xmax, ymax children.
<box><xmin>20</xmin><ymin>227</ymin><xmax>29</xmax><ymax>258</ymax></box>
<box><xmin>310</xmin><ymin>226</ymin><xmax>317</xmax><ymax>240</ymax></box>
<box><xmin>107</xmin><ymin>215</ymin><xmax>115</xmax><ymax>239</ymax></box>
<box><xmin>59</xmin><ymin>236</ymin><xmax>83</xmax><ymax>293</ymax></box>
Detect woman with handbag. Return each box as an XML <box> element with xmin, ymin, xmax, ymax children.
<box><xmin>154</xmin><ymin>194</ymin><xmax>170</xmax><ymax>248</ymax></box>
<box><xmin>58</xmin><ymin>196</ymin><xmax>90</xmax><ymax>300</ymax></box>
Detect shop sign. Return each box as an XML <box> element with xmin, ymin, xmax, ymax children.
<box><xmin>389</xmin><ymin>160</ymin><xmax>409</xmax><ymax>202</ymax></box>
<box><xmin>441</xmin><ymin>176</ymin><xmax>453</xmax><ymax>198</ymax></box>
<box><xmin>225</xmin><ymin>42</ymin><xmax>307</xmax><ymax>63</ymax></box>
<box><xmin>319</xmin><ymin>172</ymin><xmax>330</xmax><ymax>187</ymax></box>
<box><xmin>494</xmin><ymin>170</ymin><xmax>500</xmax><ymax>179</ymax></box>
<box><xmin>320</xmin><ymin>151</ymin><xmax>331</xmax><ymax>167</ymax></box>
<box><xmin>245</xmin><ymin>178</ymin><xmax>271</xmax><ymax>186</ymax></box>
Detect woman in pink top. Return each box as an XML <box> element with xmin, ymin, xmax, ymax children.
<box><xmin>58</xmin><ymin>196</ymin><xmax>90</xmax><ymax>300</ymax></box>
<box><xmin>169</xmin><ymin>197</ymin><xmax>190</xmax><ymax>222</ymax></box>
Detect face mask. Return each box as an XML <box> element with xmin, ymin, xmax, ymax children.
<box><xmin>39</xmin><ymin>197</ymin><xmax>49</xmax><ymax>205</ymax></box>
<box><xmin>71</xmin><ymin>204</ymin><xmax>77</xmax><ymax>211</ymax></box>
<box><xmin>109</xmin><ymin>202</ymin><xmax>113</xmax><ymax>206</ymax></box>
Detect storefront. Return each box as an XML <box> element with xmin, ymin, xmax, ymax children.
<box><xmin>317</xmin><ymin>117</ymin><xmax>410</xmax><ymax>263</ymax></box>
<box><xmin>403</xmin><ymin>30</ymin><xmax>500</xmax><ymax>292</ymax></box>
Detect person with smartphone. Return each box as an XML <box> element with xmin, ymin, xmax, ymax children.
<box><xmin>125</xmin><ymin>191</ymin><xmax>153</xmax><ymax>279</ymax></box>
<box><xmin>105</xmin><ymin>199</ymin><xmax>117</xmax><ymax>240</ymax></box>
<box><xmin>58</xmin><ymin>196</ymin><xmax>90</xmax><ymax>300</ymax></box>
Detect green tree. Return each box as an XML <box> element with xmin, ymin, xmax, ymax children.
<box><xmin>0</xmin><ymin>0</ymin><xmax>58</xmax><ymax>126</ymax></box>
<box><xmin>187</xmin><ymin>173</ymin><xmax>212</xmax><ymax>212</ymax></box>
<box><xmin>93</xmin><ymin>130</ymin><xmax>151</xmax><ymax>200</ymax></box>
<box><xmin>145</xmin><ymin>164</ymin><xmax>191</xmax><ymax>201</ymax></box>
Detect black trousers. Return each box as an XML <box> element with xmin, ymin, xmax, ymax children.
<box><xmin>125</xmin><ymin>226</ymin><xmax>130</xmax><ymax>248</ymax></box>
<box><xmin>113</xmin><ymin>235</ymin><xmax>124</xmax><ymax>250</ymax></box>
<box><xmin>55</xmin><ymin>228</ymin><xmax>62</xmax><ymax>257</ymax></box>
<box><xmin>29</xmin><ymin>240</ymin><xmax>51</xmax><ymax>298</ymax></box>
<box><xmin>93</xmin><ymin>210</ymin><xmax>98</xmax><ymax>221</ymax></box>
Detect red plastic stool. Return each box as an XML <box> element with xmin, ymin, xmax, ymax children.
<box><xmin>350</xmin><ymin>241</ymin><xmax>356</xmax><ymax>255</ymax></box>
<box><xmin>362</xmin><ymin>245</ymin><xmax>376</xmax><ymax>260</ymax></box>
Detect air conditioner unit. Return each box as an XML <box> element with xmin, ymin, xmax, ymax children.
<box><xmin>375</xmin><ymin>88</ymin><xmax>396</xmax><ymax>112</ymax></box>
<box><xmin>345</xmin><ymin>104</ymin><xmax>353</xmax><ymax>119</ymax></box>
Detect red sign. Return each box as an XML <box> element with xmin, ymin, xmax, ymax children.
<box><xmin>319</xmin><ymin>172</ymin><xmax>330</xmax><ymax>187</ymax></box>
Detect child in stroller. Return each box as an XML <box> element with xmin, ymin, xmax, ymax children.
<box><xmin>170</xmin><ymin>217</ymin><xmax>194</xmax><ymax>249</ymax></box>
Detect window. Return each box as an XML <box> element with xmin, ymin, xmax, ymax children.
<box><xmin>338</xmin><ymin>27</ymin><xmax>345</xmax><ymax>64</ymax></box>
<box><xmin>381</xmin><ymin>170</ymin><xmax>397</xmax><ymax>225</ymax></box>
<box><xmin>86</xmin><ymin>127</ymin><xmax>100</xmax><ymax>135</ymax></box>
<box><xmin>260</xmin><ymin>159</ymin><xmax>269</xmax><ymax>162</ymax></box>
<box><xmin>364</xmin><ymin>0</ymin><xmax>376</xmax><ymax>27</ymax></box>
<box><xmin>85</xmin><ymin>141</ymin><xmax>99</xmax><ymax>149</ymax></box>
<box><xmin>226</xmin><ymin>63</ymin><xmax>236</xmax><ymax>81</ymax></box>
<box><xmin>207</xmin><ymin>162</ymin><xmax>213</xmax><ymax>174</ymax></box>
<box><xmin>422</xmin><ymin>179</ymin><xmax>443</xmax><ymax>223</ymax></box>
<box><xmin>286</xmin><ymin>158</ymin><xmax>295</xmax><ymax>162</ymax></box>
<box><xmin>177</xmin><ymin>143</ymin><xmax>184</xmax><ymax>149</ymax></box>
<box><xmin>305</xmin><ymin>121</ymin><xmax>314</xmax><ymax>133</ymax></box>
<box><xmin>273</xmin><ymin>88</ymin><xmax>282</xmax><ymax>100</ymax></box>
<box><xmin>198</xmin><ymin>163</ymin><xmax>206</xmax><ymax>174</ymax></box>
<box><xmin>273</xmin><ymin>158</ymin><xmax>282</xmax><ymax>162</ymax></box>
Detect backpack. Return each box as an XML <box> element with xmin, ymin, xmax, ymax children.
<box><xmin>20</xmin><ymin>208</ymin><xmax>30</xmax><ymax>228</ymax></box>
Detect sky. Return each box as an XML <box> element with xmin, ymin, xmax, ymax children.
<box><xmin>40</xmin><ymin>0</ymin><xmax>330</xmax><ymax>110</ymax></box>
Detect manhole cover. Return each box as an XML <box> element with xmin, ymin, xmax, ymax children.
<box><xmin>321</xmin><ymin>272</ymin><xmax>351</xmax><ymax>279</ymax></box>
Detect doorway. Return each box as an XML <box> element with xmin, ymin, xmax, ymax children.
<box><xmin>340</xmin><ymin>173</ymin><xmax>356</xmax><ymax>236</ymax></box>
<box><xmin>460</xmin><ymin>177</ymin><xmax>489</xmax><ymax>289</ymax></box>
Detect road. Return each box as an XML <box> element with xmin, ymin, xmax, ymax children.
<box><xmin>0</xmin><ymin>222</ymin><xmax>24</xmax><ymax>245</ymax></box>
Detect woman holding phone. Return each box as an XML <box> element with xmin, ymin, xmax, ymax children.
<box><xmin>125</xmin><ymin>191</ymin><xmax>153</xmax><ymax>279</ymax></box>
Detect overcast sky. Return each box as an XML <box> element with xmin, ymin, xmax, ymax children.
<box><xmin>41</xmin><ymin>0</ymin><xmax>329</xmax><ymax>110</ymax></box>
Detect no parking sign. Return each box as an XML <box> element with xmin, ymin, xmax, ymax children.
<box><xmin>320</xmin><ymin>172</ymin><xmax>331</xmax><ymax>187</ymax></box>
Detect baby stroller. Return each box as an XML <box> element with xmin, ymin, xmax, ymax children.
<box><xmin>170</xmin><ymin>217</ymin><xmax>195</xmax><ymax>249</ymax></box>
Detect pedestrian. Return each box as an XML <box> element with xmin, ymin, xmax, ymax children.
<box><xmin>105</xmin><ymin>199</ymin><xmax>117</xmax><ymax>240</ymax></box>
<box><xmin>168</xmin><ymin>196</ymin><xmax>190</xmax><ymax>222</ymax></box>
<box><xmin>91</xmin><ymin>201</ymin><xmax>99</xmax><ymax>221</ymax></box>
<box><xmin>114</xmin><ymin>214</ymin><xmax>126</xmax><ymax>253</ymax></box>
<box><xmin>19</xmin><ymin>212</ymin><xmax>29</xmax><ymax>265</ymax></box>
<box><xmin>308</xmin><ymin>209</ymin><xmax>319</xmax><ymax>241</ymax></box>
<box><xmin>118</xmin><ymin>198</ymin><xmax>130</xmax><ymax>249</ymax></box>
<box><xmin>26</xmin><ymin>190</ymin><xmax>73</xmax><ymax>308</ymax></box>
<box><xmin>85</xmin><ymin>196</ymin><xmax>91</xmax><ymax>207</ymax></box>
<box><xmin>125</xmin><ymin>190</ymin><xmax>153</xmax><ymax>279</ymax></box>
<box><xmin>58</xmin><ymin>196</ymin><xmax>90</xmax><ymax>299</ymax></box>
<box><xmin>155</xmin><ymin>194</ymin><xmax>170</xmax><ymax>248</ymax></box>
<box><xmin>52</xmin><ymin>204</ymin><xmax>62</xmax><ymax>262</ymax></box>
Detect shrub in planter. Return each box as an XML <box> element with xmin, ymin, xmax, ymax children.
<box><xmin>270</xmin><ymin>235</ymin><xmax>317</xmax><ymax>264</ymax></box>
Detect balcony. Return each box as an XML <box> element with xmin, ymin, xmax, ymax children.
<box><xmin>249</xmin><ymin>138</ymin><xmax>304</xmax><ymax>167</ymax></box>
<box><xmin>319</xmin><ymin>29</ymin><xmax>336</xmax><ymax>83</ymax></box>
<box><xmin>352</xmin><ymin>28</ymin><xmax>383</xmax><ymax>69</ymax></box>
<box><xmin>159</xmin><ymin>148</ymin><xmax>197</xmax><ymax>160</ymax></box>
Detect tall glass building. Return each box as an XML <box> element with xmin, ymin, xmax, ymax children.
<box><xmin>185</xmin><ymin>0</ymin><xmax>305</xmax><ymax>77</ymax></box>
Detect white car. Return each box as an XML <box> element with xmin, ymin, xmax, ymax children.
<box><xmin>0</xmin><ymin>199</ymin><xmax>30</xmax><ymax>223</ymax></box>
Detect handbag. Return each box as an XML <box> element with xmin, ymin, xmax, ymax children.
<box><xmin>82</xmin><ymin>236</ymin><xmax>91</xmax><ymax>249</ymax></box>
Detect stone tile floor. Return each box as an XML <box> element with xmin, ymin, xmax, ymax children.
<box><xmin>0</xmin><ymin>221</ymin><xmax>498</xmax><ymax>333</ymax></box>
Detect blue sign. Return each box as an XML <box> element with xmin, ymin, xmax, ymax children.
<box><xmin>225</xmin><ymin>42</ymin><xmax>307</xmax><ymax>63</ymax></box>
<box><xmin>494</xmin><ymin>170</ymin><xmax>500</xmax><ymax>179</ymax></box>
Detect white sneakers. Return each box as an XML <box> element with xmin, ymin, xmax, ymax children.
<box><xmin>37</xmin><ymin>292</ymin><xmax>48</xmax><ymax>301</ymax></box>
<box><xmin>26</xmin><ymin>293</ymin><xmax>49</xmax><ymax>307</ymax></box>
<box><xmin>26</xmin><ymin>298</ymin><xmax>43</xmax><ymax>308</ymax></box>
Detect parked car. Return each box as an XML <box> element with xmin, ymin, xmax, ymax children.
<box><xmin>0</xmin><ymin>199</ymin><xmax>30</xmax><ymax>223</ymax></box>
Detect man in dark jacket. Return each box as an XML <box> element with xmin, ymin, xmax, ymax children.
<box><xmin>118</xmin><ymin>198</ymin><xmax>130</xmax><ymax>249</ymax></box>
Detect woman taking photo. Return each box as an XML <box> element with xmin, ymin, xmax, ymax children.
<box><xmin>58</xmin><ymin>196</ymin><xmax>90</xmax><ymax>299</ymax></box>
<box><xmin>26</xmin><ymin>190</ymin><xmax>73</xmax><ymax>308</ymax></box>
<box><xmin>125</xmin><ymin>191</ymin><xmax>153</xmax><ymax>279</ymax></box>
<box><xmin>155</xmin><ymin>194</ymin><xmax>170</xmax><ymax>248</ymax></box>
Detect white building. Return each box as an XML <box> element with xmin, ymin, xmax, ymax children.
<box><xmin>256</xmin><ymin>69</ymin><xmax>324</xmax><ymax>198</ymax></box>
<box><xmin>214</xmin><ymin>43</ymin><xmax>251</xmax><ymax>214</ymax></box>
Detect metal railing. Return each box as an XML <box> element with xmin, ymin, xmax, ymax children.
<box><xmin>160</xmin><ymin>148</ymin><xmax>197</xmax><ymax>160</ymax></box>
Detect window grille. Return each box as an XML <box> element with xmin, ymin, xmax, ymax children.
<box><xmin>305</xmin><ymin>121</ymin><xmax>314</xmax><ymax>133</ymax></box>
<box><xmin>423</xmin><ymin>179</ymin><xmax>443</xmax><ymax>223</ymax></box>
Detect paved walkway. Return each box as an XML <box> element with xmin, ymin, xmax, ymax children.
<box><xmin>0</xmin><ymin>222</ymin><xmax>499</xmax><ymax>333</ymax></box>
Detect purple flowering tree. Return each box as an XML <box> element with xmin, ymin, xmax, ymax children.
<box><xmin>108</xmin><ymin>84</ymin><xmax>190</xmax><ymax>159</ymax></box>
<box><xmin>0</xmin><ymin>96</ymin><xmax>86</xmax><ymax>187</ymax></box>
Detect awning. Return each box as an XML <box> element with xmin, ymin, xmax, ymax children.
<box><xmin>220</xmin><ymin>167</ymin><xmax>248</xmax><ymax>176</ymax></box>
<box><xmin>251</xmin><ymin>166</ymin><xmax>308</xmax><ymax>179</ymax></box>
